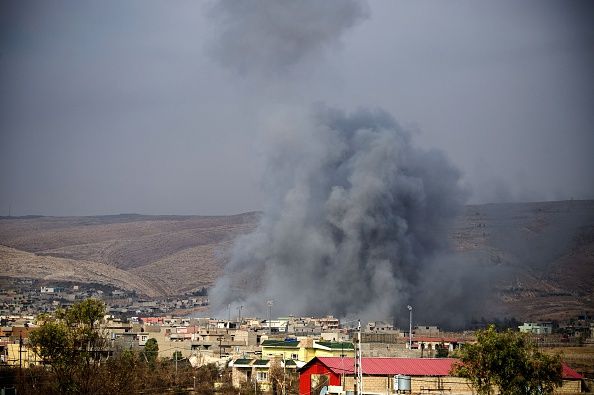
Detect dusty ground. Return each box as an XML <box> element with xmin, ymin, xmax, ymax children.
<box><xmin>543</xmin><ymin>346</ymin><xmax>594</xmax><ymax>379</ymax></box>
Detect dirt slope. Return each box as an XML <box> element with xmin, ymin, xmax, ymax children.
<box><xmin>0</xmin><ymin>245</ymin><xmax>161</xmax><ymax>297</ymax></box>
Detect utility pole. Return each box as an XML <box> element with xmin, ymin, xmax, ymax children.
<box><xmin>281</xmin><ymin>353</ymin><xmax>286</xmax><ymax>395</ymax></box>
<box><xmin>218</xmin><ymin>336</ymin><xmax>223</xmax><ymax>358</ymax></box>
<box><xmin>19</xmin><ymin>333</ymin><xmax>23</xmax><ymax>369</ymax></box>
<box><xmin>175</xmin><ymin>348</ymin><xmax>178</xmax><ymax>379</ymax></box>
<box><xmin>407</xmin><ymin>305</ymin><xmax>413</xmax><ymax>351</ymax></box>
<box><xmin>354</xmin><ymin>320</ymin><xmax>363</xmax><ymax>395</ymax></box>
<box><xmin>267</xmin><ymin>300</ymin><xmax>274</xmax><ymax>333</ymax></box>
<box><xmin>227</xmin><ymin>304</ymin><xmax>231</xmax><ymax>333</ymax></box>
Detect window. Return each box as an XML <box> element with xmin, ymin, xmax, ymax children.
<box><xmin>256</xmin><ymin>371</ymin><xmax>268</xmax><ymax>382</ymax></box>
<box><xmin>291</xmin><ymin>353</ymin><xmax>298</xmax><ymax>359</ymax></box>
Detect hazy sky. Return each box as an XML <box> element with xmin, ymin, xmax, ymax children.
<box><xmin>1</xmin><ymin>0</ymin><xmax>593</xmax><ymax>216</ymax></box>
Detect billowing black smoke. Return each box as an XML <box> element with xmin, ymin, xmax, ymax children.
<box><xmin>210</xmin><ymin>105</ymin><xmax>471</xmax><ymax>323</ymax></box>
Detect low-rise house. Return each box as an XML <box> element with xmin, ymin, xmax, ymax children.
<box><xmin>316</xmin><ymin>316</ymin><xmax>340</xmax><ymax>331</ymax></box>
<box><xmin>298</xmin><ymin>357</ymin><xmax>584</xmax><ymax>395</ymax></box>
<box><xmin>231</xmin><ymin>338</ymin><xmax>356</xmax><ymax>390</ymax></box>
<box><xmin>412</xmin><ymin>336</ymin><xmax>464</xmax><ymax>354</ymax></box>
<box><xmin>263</xmin><ymin>319</ymin><xmax>289</xmax><ymax>333</ymax></box>
<box><xmin>414</xmin><ymin>325</ymin><xmax>440</xmax><ymax>336</ymax></box>
<box><xmin>519</xmin><ymin>322</ymin><xmax>553</xmax><ymax>335</ymax></box>
<box><xmin>230</xmin><ymin>357</ymin><xmax>299</xmax><ymax>391</ymax></box>
<box><xmin>366</xmin><ymin>321</ymin><xmax>395</xmax><ymax>332</ymax></box>
<box><xmin>4</xmin><ymin>341</ymin><xmax>42</xmax><ymax>367</ymax></box>
<box><xmin>261</xmin><ymin>338</ymin><xmax>355</xmax><ymax>363</ymax></box>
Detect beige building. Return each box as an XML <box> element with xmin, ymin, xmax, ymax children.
<box><xmin>2</xmin><ymin>342</ymin><xmax>42</xmax><ymax>367</ymax></box>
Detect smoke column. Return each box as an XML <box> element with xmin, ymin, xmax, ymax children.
<box><xmin>208</xmin><ymin>0</ymin><xmax>369</xmax><ymax>75</ymax></box>
<box><xmin>210</xmin><ymin>105</ymin><xmax>468</xmax><ymax>322</ymax></box>
<box><xmin>206</xmin><ymin>0</ymin><xmax>486</xmax><ymax>326</ymax></box>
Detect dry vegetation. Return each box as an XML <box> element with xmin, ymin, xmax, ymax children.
<box><xmin>544</xmin><ymin>347</ymin><xmax>594</xmax><ymax>379</ymax></box>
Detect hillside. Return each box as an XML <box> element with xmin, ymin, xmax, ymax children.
<box><xmin>1</xmin><ymin>201</ymin><xmax>593</xmax><ymax>321</ymax></box>
<box><xmin>0</xmin><ymin>245</ymin><xmax>162</xmax><ymax>297</ymax></box>
<box><xmin>451</xmin><ymin>200</ymin><xmax>594</xmax><ymax>321</ymax></box>
<box><xmin>0</xmin><ymin>213</ymin><xmax>258</xmax><ymax>296</ymax></box>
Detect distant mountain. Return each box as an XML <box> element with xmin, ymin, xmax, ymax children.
<box><xmin>451</xmin><ymin>200</ymin><xmax>594</xmax><ymax>321</ymax></box>
<box><xmin>1</xmin><ymin>201</ymin><xmax>592</xmax><ymax>321</ymax></box>
<box><xmin>0</xmin><ymin>212</ymin><xmax>258</xmax><ymax>296</ymax></box>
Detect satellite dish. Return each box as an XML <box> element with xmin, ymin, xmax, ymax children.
<box><xmin>189</xmin><ymin>355</ymin><xmax>199</xmax><ymax>368</ymax></box>
<box><xmin>320</xmin><ymin>386</ymin><xmax>328</xmax><ymax>395</ymax></box>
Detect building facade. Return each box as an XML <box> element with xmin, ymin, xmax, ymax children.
<box><xmin>298</xmin><ymin>357</ymin><xmax>584</xmax><ymax>395</ymax></box>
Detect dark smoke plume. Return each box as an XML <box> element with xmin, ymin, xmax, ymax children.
<box><xmin>208</xmin><ymin>0</ymin><xmax>369</xmax><ymax>75</ymax></box>
<box><xmin>210</xmin><ymin>106</ymin><xmax>471</xmax><ymax>324</ymax></box>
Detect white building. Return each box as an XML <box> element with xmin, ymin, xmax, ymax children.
<box><xmin>518</xmin><ymin>322</ymin><xmax>553</xmax><ymax>335</ymax></box>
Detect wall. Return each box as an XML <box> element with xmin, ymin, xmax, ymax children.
<box><xmin>320</xmin><ymin>376</ymin><xmax>581</xmax><ymax>395</ymax></box>
<box><xmin>6</xmin><ymin>344</ymin><xmax>42</xmax><ymax>367</ymax></box>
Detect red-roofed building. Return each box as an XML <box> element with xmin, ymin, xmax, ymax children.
<box><xmin>298</xmin><ymin>357</ymin><xmax>584</xmax><ymax>395</ymax></box>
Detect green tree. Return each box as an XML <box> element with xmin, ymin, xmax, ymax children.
<box><xmin>451</xmin><ymin>325</ymin><xmax>563</xmax><ymax>395</ymax></box>
<box><xmin>172</xmin><ymin>350</ymin><xmax>183</xmax><ymax>360</ymax></box>
<box><xmin>29</xmin><ymin>298</ymin><xmax>106</xmax><ymax>394</ymax></box>
<box><xmin>144</xmin><ymin>338</ymin><xmax>159</xmax><ymax>366</ymax></box>
<box><xmin>435</xmin><ymin>342</ymin><xmax>449</xmax><ymax>358</ymax></box>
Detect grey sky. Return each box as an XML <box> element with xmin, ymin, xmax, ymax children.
<box><xmin>1</xmin><ymin>0</ymin><xmax>592</xmax><ymax>216</ymax></box>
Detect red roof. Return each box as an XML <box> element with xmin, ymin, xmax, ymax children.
<box><xmin>312</xmin><ymin>357</ymin><xmax>583</xmax><ymax>379</ymax></box>
<box><xmin>316</xmin><ymin>357</ymin><xmax>457</xmax><ymax>376</ymax></box>
<box><xmin>562</xmin><ymin>364</ymin><xmax>583</xmax><ymax>379</ymax></box>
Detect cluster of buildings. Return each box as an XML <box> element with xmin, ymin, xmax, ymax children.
<box><xmin>0</xmin><ymin>310</ymin><xmax>587</xmax><ymax>394</ymax></box>
<box><xmin>0</xmin><ymin>279</ymin><xmax>208</xmax><ymax>317</ymax></box>
<box><xmin>519</xmin><ymin>319</ymin><xmax>594</xmax><ymax>342</ymax></box>
<box><xmin>1</xmin><ymin>290</ymin><xmax>592</xmax><ymax>394</ymax></box>
<box><xmin>0</xmin><ymin>309</ymin><xmax>589</xmax><ymax>394</ymax></box>
<box><xmin>0</xmin><ymin>312</ymin><xmax>462</xmax><ymax>370</ymax></box>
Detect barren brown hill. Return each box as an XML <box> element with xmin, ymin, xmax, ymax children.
<box><xmin>1</xmin><ymin>201</ymin><xmax>593</xmax><ymax>321</ymax></box>
<box><xmin>0</xmin><ymin>245</ymin><xmax>161</xmax><ymax>297</ymax></box>
<box><xmin>0</xmin><ymin>213</ymin><xmax>258</xmax><ymax>296</ymax></box>
<box><xmin>451</xmin><ymin>200</ymin><xmax>594</xmax><ymax>321</ymax></box>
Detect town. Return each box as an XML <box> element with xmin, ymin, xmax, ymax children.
<box><xmin>0</xmin><ymin>278</ymin><xmax>209</xmax><ymax>318</ymax></box>
<box><xmin>1</xmin><ymin>288</ymin><xmax>593</xmax><ymax>394</ymax></box>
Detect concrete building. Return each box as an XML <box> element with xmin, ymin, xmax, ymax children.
<box><xmin>366</xmin><ymin>321</ymin><xmax>395</xmax><ymax>332</ymax></box>
<box><xmin>230</xmin><ymin>357</ymin><xmax>299</xmax><ymax>391</ymax></box>
<box><xmin>298</xmin><ymin>357</ymin><xmax>584</xmax><ymax>395</ymax></box>
<box><xmin>231</xmin><ymin>338</ymin><xmax>356</xmax><ymax>390</ymax></box>
<box><xmin>261</xmin><ymin>338</ymin><xmax>355</xmax><ymax>363</ymax></box>
<box><xmin>414</xmin><ymin>325</ymin><xmax>440</xmax><ymax>336</ymax></box>
<box><xmin>519</xmin><ymin>322</ymin><xmax>553</xmax><ymax>335</ymax></box>
<box><xmin>412</xmin><ymin>336</ymin><xmax>464</xmax><ymax>355</ymax></box>
<box><xmin>3</xmin><ymin>342</ymin><xmax>42</xmax><ymax>367</ymax></box>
